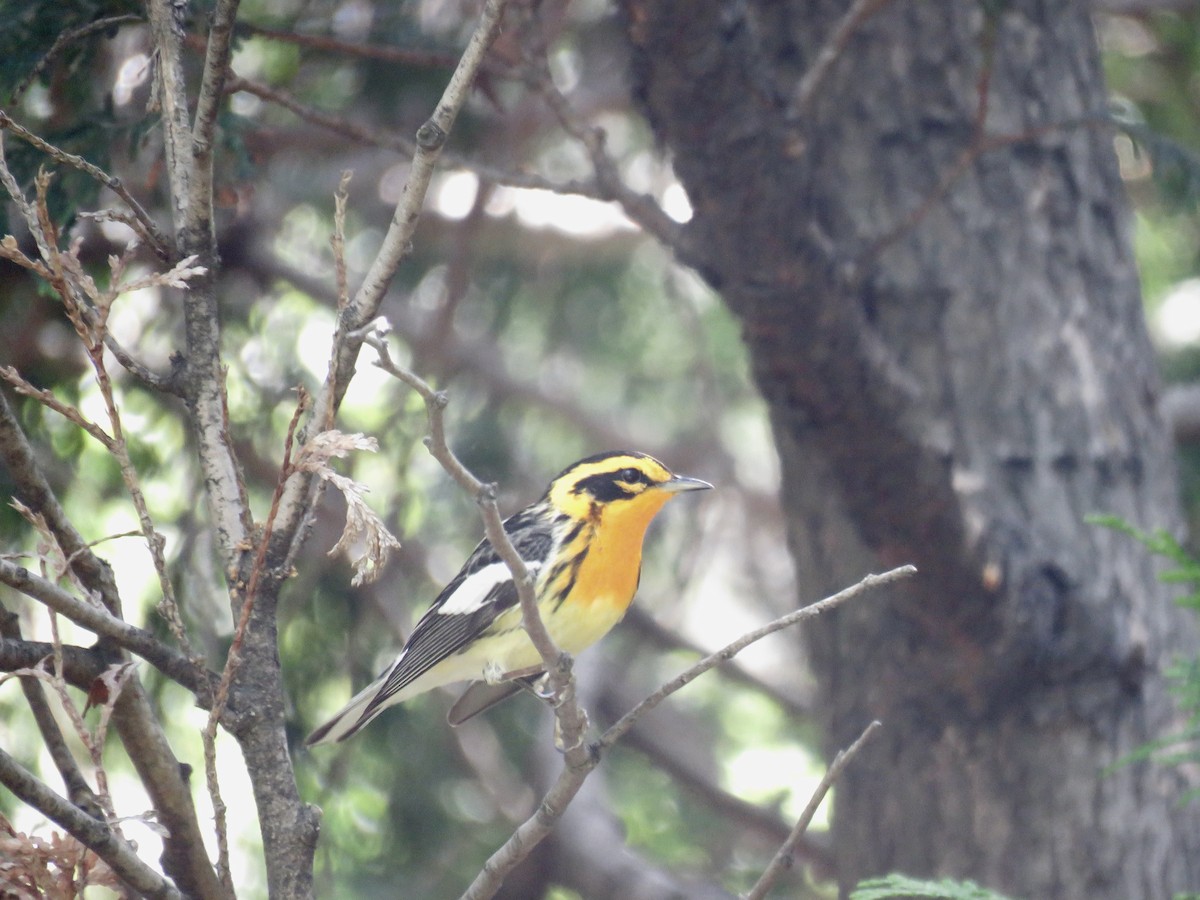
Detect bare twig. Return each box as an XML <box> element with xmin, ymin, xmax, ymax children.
<box><xmin>0</xmin><ymin>235</ymin><xmax>53</xmax><ymax>278</ymax></box>
<box><xmin>742</xmin><ymin>720</ymin><xmax>883</xmax><ymax>900</ymax></box>
<box><xmin>623</xmin><ymin>606</ymin><xmax>814</xmax><ymax>722</ymax></box>
<box><xmin>98</xmin><ymin>328</ymin><xmax>179</xmax><ymax>393</ymax></box>
<box><xmin>238</xmin><ymin>22</ymin><xmax>515</xmax><ymax>76</ymax></box>
<box><xmin>600</xmin><ymin>566</ymin><xmax>915</xmax><ymax>751</ymax></box>
<box><xmin>304</xmin><ymin>0</ymin><xmax>511</xmax><ymax>434</ymax></box>
<box><xmin>0</xmin><ymin>110</ymin><xmax>171</xmax><ymax>259</ymax></box>
<box><xmin>0</xmin><ymin>367</ymin><xmax>115</xmax><ymax>450</ymax></box>
<box><xmin>226</xmin><ymin>74</ymin><xmax>604</xmax><ymax>200</ymax></box>
<box><xmin>514</xmin><ymin>6</ymin><xmax>685</xmax><ymax>252</ymax></box>
<box><xmin>9</xmin><ymin>15</ymin><xmax>143</xmax><ymax>105</ymax></box>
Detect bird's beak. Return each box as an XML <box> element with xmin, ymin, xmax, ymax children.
<box><xmin>660</xmin><ymin>474</ymin><xmax>713</xmax><ymax>493</ymax></box>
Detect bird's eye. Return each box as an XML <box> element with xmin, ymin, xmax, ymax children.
<box><xmin>619</xmin><ymin>467</ymin><xmax>641</xmax><ymax>483</ymax></box>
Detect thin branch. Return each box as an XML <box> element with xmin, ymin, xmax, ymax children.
<box><xmin>304</xmin><ymin>0</ymin><xmax>511</xmax><ymax>433</ymax></box>
<box><xmin>742</xmin><ymin>720</ymin><xmax>883</xmax><ymax>900</ymax></box>
<box><xmin>97</xmin><ymin>328</ymin><xmax>179</xmax><ymax>394</ymax></box>
<box><xmin>594</xmin><ymin>677</ymin><xmax>826</xmax><ymax>867</ymax></box>
<box><xmin>514</xmin><ymin>6</ymin><xmax>685</xmax><ymax>253</ymax></box>
<box><xmin>0</xmin><ymin>110</ymin><xmax>171</xmax><ymax>259</ymax></box>
<box><xmin>458</xmin><ymin>745</ymin><xmax>598</xmax><ymax>900</ymax></box>
<box><xmin>0</xmin><ymin>235</ymin><xmax>53</xmax><ymax>278</ymax></box>
<box><xmin>0</xmin><ymin>746</ymin><xmax>182</xmax><ymax>900</ymax></box>
<box><xmin>785</xmin><ymin>0</ymin><xmax>894</xmax><ymax>119</ymax></box>
<box><xmin>0</xmin><ymin>367</ymin><xmax>115</xmax><ymax>450</ymax></box>
<box><xmin>623</xmin><ymin>606</ymin><xmax>814</xmax><ymax>722</ymax></box>
<box><xmin>601</xmin><ymin>566</ymin><xmax>914</xmax><ymax>751</ymax></box>
<box><xmin>189</xmin><ymin>0</ymin><xmax>242</xmax><ymax>250</ymax></box>
<box><xmin>0</xmin><ymin>605</ymin><xmax>103</xmax><ymax>817</ymax></box>
<box><xmin>8</xmin><ymin>15</ymin><xmax>142</xmax><ymax>105</ymax></box>
<box><xmin>226</xmin><ymin>74</ymin><xmax>418</xmax><ymax>156</ymax></box>
<box><xmin>238</xmin><ymin>22</ymin><xmax>514</xmax><ymax>76</ymax></box>
<box><xmin>0</xmin><ymin>559</ymin><xmax>216</xmax><ymax>703</ymax></box>
<box><xmin>225</xmin><ymin>74</ymin><xmax>603</xmax><ymax>200</ymax></box>
<box><xmin>460</xmin><ymin>566</ymin><xmax>913</xmax><ymax>900</ymax></box>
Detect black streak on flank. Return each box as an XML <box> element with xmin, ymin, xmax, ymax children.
<box><xmin>551</xmin><ymin>546</ymin><xmax>588</xmax><ymax>611</ymax></box>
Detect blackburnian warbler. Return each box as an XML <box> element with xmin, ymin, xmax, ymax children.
<box><xmin>305</xmin><ymin>451</ymin><xmax>711</xmax><ymax>745</ymax></box>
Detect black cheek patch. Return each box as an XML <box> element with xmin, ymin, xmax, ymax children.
<box><xmin>573</xmin><ymin>472</ymin><xmax>639</xmax><ymax>502</ymax></box>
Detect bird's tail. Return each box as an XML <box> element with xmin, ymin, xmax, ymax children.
<box><xmin>305</xmin><ymin>675</ymin><xmax>388</xmax><ymax>746</ymax></box>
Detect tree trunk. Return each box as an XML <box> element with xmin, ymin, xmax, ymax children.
<box><xmin>620</xmin><ymin>1</ymin><xmax>1200</xmax><ymax>897</ymax></box>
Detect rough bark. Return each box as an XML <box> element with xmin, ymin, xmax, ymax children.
<box><xmin>621</xmin><ymin>1</ymin><xmax>1200</xmax><ymax>897</ymax></box>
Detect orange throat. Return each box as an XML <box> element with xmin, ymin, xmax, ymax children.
<box><xmin>568</xmin><ymin>491</ymin><xmax>673</xmax><ymax>614</ymax></box>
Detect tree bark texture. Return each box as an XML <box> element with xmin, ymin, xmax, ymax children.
<box><xmin>621</xmin><ymin>1</ymin><xmax>1200</xmax><ymax>897</ymax></box>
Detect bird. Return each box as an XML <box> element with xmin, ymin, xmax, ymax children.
<box><xmin>305</xmin><ymin>450</ymin><xmax>711</xmax><ymax>745</ymax></box>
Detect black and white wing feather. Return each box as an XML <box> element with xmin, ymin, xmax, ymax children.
<box><xmin>305</xmin><ymin>506</ymin><xmax>561</xmax><ymax>744</ymax></box>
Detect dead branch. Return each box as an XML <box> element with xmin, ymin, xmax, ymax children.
<box><xmin>600</xmin><ymin>567</ymin><xmax>915</xmax><ymax>751</ymax></box>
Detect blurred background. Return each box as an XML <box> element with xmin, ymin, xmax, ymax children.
<box><xmin>1</xmin><ymin>1</ymin><xmax>1199</xmax><ymax>897</ymax></box>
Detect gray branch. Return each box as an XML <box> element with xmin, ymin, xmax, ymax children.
<box><xmin>0</xmin><ymin>745</ymin><xmax>182</xmax><ymax>899</ymax></box>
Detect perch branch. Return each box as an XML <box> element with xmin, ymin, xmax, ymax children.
<box><xmin>459</xmin><ymin>566</ymin><xmax>912</xmax><ymax>900</ymax></box>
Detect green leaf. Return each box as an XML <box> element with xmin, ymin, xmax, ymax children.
<box><xmin>851</xmin><ymin>873</ymin><xmax>1016</xmax><ymax>900</ymax></box>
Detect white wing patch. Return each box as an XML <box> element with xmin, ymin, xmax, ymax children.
<box><xmin>435</xmin><ymin>561</ymin><xmax>538</xmax><ymax>616</ymax></box>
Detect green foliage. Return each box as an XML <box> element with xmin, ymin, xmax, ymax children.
<box><xmin>850</xmin><ymin>874</ymin><xmax>1015</xmax><ymax>900</ymax></box>
<box><xmin>1087</xmin><ymin>515</ymin><xmax>1200</xmax><ymax>798</ymax></box>
<box><xmin>0</xmin><ymin>1</ymin><xmax>139</xmax><ymax>98</ymax></box>
<box><xmin>1085</xmin><ymin>514</ymin><xmax>1200</xmax><ymax>610</ymax></box>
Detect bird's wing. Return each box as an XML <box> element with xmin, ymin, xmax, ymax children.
<box><xmin>360</xmin><ymin>511</ymin><xmax>562</xmax><ymax>721</ymax></box>
<box><xmin>362</xmin><ymin>565</ymin><xmax>519</xmax><ymax>720</ymax></box>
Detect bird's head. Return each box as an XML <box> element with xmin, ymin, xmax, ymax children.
<box><xmin>545</xmin><ymin>451</ymin><xmax>711</xmax><ymax>524</ymax></box>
